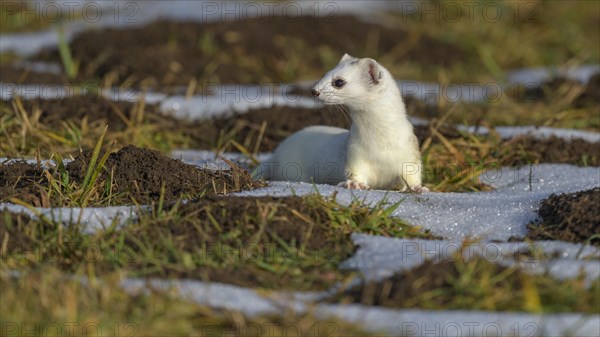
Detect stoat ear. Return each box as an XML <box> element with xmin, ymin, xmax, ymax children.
<box><xmin>339</xmin><ymin>53</ymin><xmax>353</xmax><ymax>63</ymax></box>
<box><xmin>361</xmin><ymin>58</ymin><xmax>383</xmax><ymax>85</ymax></box>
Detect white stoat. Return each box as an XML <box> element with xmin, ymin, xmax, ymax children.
<box><xmin>254</xmin><ymin>53</ymin><xmax>425</xmax><ymax>192</ymax></box>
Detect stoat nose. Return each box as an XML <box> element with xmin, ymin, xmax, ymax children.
<box><xmin>311</xmin><ymin>89</ymin><xmax>320</xmax><ymax>97</ymax></box>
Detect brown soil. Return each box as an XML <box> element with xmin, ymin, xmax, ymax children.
<box><xmin>521</xmin><ymin>77</ymin><xmax>582</xmax><ymax>102</ymax></box>
<box><xmin>8</xmin><ymin>94</ymin><xmax>597</xmax><ymax>168</ymax></box>
<box><xmin>9</xmin><ymin>95</ymin><xmax>161</xmax><ymax>130</ymax></box>
<box><xmin>31</xmin><ymin>17</ymin><xmax>468</xmax><ymax>87</ymax></box>
<box><xmin>574</xmin><ymin>73</ymin><xmax>600</xmax><ymax>108</ymax></box>
<box><xmin>0</xmin><ymin>211</ymin><xmax>39</xmax><ymax>248</ymax></box>
<box><xmin>1</xmin><ymin>192</ymin><xmax>436</xmax><ymax>290</ymax></box>
<box><xmin>226</xmin><ymin>106</ymin><xmax>597</xmax><ymax>169</ymax></box>
<box><xmin>335</xmin><ymin>259</ymin><xmax>509</xmax><ymax>309</ymax></box>
<box><xmin>0</xmin><ymin>145</ymin><xmax>263</xmax><ymax>206</ymax></box>
<box><xmin>527</xmin><ymin>188</ymin><xmax>600</xmax><ymax>245</ymax></box>
<box><xmin>0</xmin><ymin>160</ymin><xmax>48</xmax><ymax>207</ymax></box>
<box><xmin>332</xmin><ymin>257</ymin><xmax>597</xmax><ymax>312</ymax></box>
<box><xmin>126</xmin><ymin>195</ymin><xmax>357</xmax><ymax>289</ymax></box>
<box><xmin>194</xmin><ymin>105</ymin><xmax>350</xmax><ymax>153</ymax></box>
<box><xmin>5</xmin><ymin>95</ymin><xmax>346</xmax><ymax>152</ymax></box>
<box><xmin>4</xmin><ymin>95</ymin><xmax>459</xmax><ymax>153</ymax></box>
<box><xmin>519</xmin><ymin>73</ymin><xmax>600</xmax><ymax>109</ymax></box>
<box><xmin>0</xmin><ymin>64</ymin><xmax>67</xmax><ymax>84</ymax></box>
<box><xmin>2</xmin><ymin>95</ymin><xmax>220</xmax><ymax>152</ymax></box>
<box><xmin>0</xmin><ymin>195</ymin><xmax>360</xmax><ymax>290</ymax></box>
<box><xmin>499</xmin><ymin>135</ymin><xmax>599</xmax><ymax>167</ymax></box>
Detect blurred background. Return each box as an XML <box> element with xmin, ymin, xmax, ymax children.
<box><xmin>1</xmin><ymin>0</ymin><xmax>598</xmax><ymax>87</ymax></box>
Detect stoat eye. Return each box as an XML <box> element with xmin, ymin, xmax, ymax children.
<box><xmin>333</xmin><ymin>79</ymin><xmax>346</xmax><ymax>88</ymax></box>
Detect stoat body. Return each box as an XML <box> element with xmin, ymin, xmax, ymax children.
<box><xmin>254</xmin><ymin>53</ymin><xmax>425</xmax><ymax>192</ymax></box>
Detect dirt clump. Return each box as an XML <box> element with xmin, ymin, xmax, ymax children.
<box><xmin>499</xmin><ymin>135</ymin><xmax>599</xmax><ymax>167</ymax></box>
<box><xmin>527</xmin><ymin>188</ymin><xmax>600</xmax><ymax>245</ymax></box>
<box><xmin>0</xmin><ymin>160</ymin><xmax>49</xmax><ymax>207</ymax></box>
<box><xmin>2</xmin><ymin>95</ymin><xmax>221</xmax><ymax>152</ymax></box>
<box><xmin>66</xmin><ymin>145</ymin><xmax>264</xmax><ymax>204</ymax></box>
<box><xmin>0</xmin><ymin>145</ymin><xmax>263</xmax><ymax>206</ymax></box>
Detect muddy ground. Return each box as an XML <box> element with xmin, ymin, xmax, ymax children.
<box><xmin>527</xmin><ymin>188</ymin><xmax>599</xmax><ymax>245</ymax></box>
<box><xmin>0</xmin><ymin>195</ymin><xmax>356</xmax><ymax>290</ymax></box>
<box><xmin>331</xmin><ymin>256</ymin><xmax>597</xmax><ymax>313</ymax></box>
<box><xmin>5</xmin><ymin>95</ymin><xmax>456</xmax><ymax>151</ymax></box>
<box><xmin>0</xmin><ymin>64</ymin><xmax>67</xmax><ymax>84</ymax></box>
<box><xmin>0</xmin><ymin>145</ymin><xmax>263</xmax><ymax>206</ymax></box>
<box><xmin>0</xmin><ymin>194</ymin><xmax>435</xmax><ymax>290</ymax></box>
<box><xmin>520</xmin><ymin>73</ymin><xmax>600</xmax><ymax>108</ymax></box>
<box><xmin>5</xmin><ymin>95</ymin><xmax>598</xmax><ymax>167</ymax></box>
<box><xmin>126</xmin><ymin>195</ymin><xmax>358</xmax><ymax>289</ymax></box>
<box><xmin>499</xmin><ymin>135</ymin><xmax>599</xmax><ymax>167</ymax></box>
<box><xmin>22</xmin><ymin>16</ymin><xmax>467</xmax><ymax>87</ymax></box>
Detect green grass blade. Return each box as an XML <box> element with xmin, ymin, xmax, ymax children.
<box><xmin>56</xmin><ymin>23</ymin><xmax>78</xmax><ymax>79</ymax></box>
<box><xmin>82</xmin><ymin>125</ymin><xmax>107</xmax><ymax>190</ymax></box>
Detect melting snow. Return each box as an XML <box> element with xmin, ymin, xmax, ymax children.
<box><xmin>1</xmin><ymin>3</ymin><xmax>599</xmax><ymax>332</ymax></box>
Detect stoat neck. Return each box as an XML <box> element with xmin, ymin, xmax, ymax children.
<box><xmin>348</xmin><ymin>86</ymin><xmax>411</xmax><ymax>144</ymax></box>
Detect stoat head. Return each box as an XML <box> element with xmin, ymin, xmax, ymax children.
<box><xmin>311</xmin><ymin>53</ymin><xmax>389</xmax><ymax>107</ymax></box>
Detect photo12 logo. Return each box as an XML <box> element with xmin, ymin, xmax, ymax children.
<box><xmin>397</xmin><ymin>1</ymin><xmax>540</xmax><ymax>23</ymax></box>
<box><xmin>1</xmin><ymin>1</ymin><xmax>140</xmax><ymax>25</ymax></box>
<box><xmin>199</xmin><ymin>1</ymin><xmax>339</xmax><ymax>22</ymax></box>
<box><xmin>1</xmin><ymin>322</ymin><xmax>138</xmax><ymax>337</ymax></box>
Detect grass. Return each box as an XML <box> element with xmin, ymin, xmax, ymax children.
<box><xmin>3</xmin><ymin>210</ymin><xmax>596</xmax><ymax>315</ymax></box>
<box><xmin>2</xmin><ymin>1</ymin><xmax>596</xmax><ymax>86</ymax></box>
<box><xmin>39</xmin><ymin>126</ymin><xmax>112</xmax><ymax>207</ymax></box>
<box><xmin>384</xmin><ymin>0</ymin><xmax>599</xmax><ymax>82</ymax></box>
<box><xmin>409</xmin><ymin>81</ymin><xmax>600</xmax><ymax>131</ymax></box>
<box><xmin>334</xmin><ymin>250</ymin><xmax>599</xmax><ymax>313</ymax></box>
<box><xmin>0</xmin><ymin>129</ymin><xmax>120</xmax><ymax>208</ymax></box>
<box><xmin>0</xmin><ymin>96</ymin><xmax>197</xmax><ymax>157</ymax></box>
<box><xmin>1</xmin><ymin>93</ymin><xmax>596</xmax><ymax>195</ymax></box>
<box><xmin>0</xmin><ymin>1</ymin><xmax>54</xmax><ymax>33</ymax></box>
<box><xmin>0</xmin><ymin>0</ymin><xmax>598</xmax><ymax>329</ymax></box>
<box><xmin>4</xmin><ymin>78</ymin><xmax>597</xmax><ymax>194</ymax></box>
<box><xmin>1</xmin><ymin>144</ymin><xmax>264</xmax><ymax>207</ymax></box>
<box><xmin>0</xmin><ymin>268</ymin><xmax>372</xmax><ymax>336</ymax></box>
<box><xmin>0</xmin><ymin>193</ymin><xmax>434</xmax><ymax>291</ymax></box>
<box><xmin>56</xmin><ymin>22</ymin><xmax>79</xmax><ymax>79</ymax></box>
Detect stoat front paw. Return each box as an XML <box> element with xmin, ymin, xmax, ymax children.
<box><xmin>411</xmin><ymin>185</ymin><xmax>430</xmax><ymax>193</ymax></box>
<box><xmin>340</xmin><ymin>180</ymin><xmax>371</xmax><ymax>190</ymax></box>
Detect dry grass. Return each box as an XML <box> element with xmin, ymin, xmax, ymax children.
<box><xmin>1</xmin><ymin>1</ymin><xmax>598</xmax><ymax>331</ymax></box>
<box><xmin>383</xmin><ymin>0</ymin><xmax>599</xmax><ymax>82</ymax></box>
<box><xmin>0</xmin><ymin>193</ymin><xmax>434</xmax><ymax>291</ymax></box>
<box><xmin>333</xmin><ymin>248</ymin><xmax>599</xmax><ymax>313</ymax></box>
<box><xmin>1</xmin><ymin>268</ymin><xmax>372</xmax><ymax>336</ymax></box>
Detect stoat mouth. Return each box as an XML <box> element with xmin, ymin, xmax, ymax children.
<box><xmin>317</xmin><ymin>97</ymin><xmax>344</xmax><ymax>105</ymax></box>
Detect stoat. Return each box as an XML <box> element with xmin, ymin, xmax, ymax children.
<box><xmin>255</xmin><ymin>53</ymin><xmax>426</xmax><ymax>192</ymax></box>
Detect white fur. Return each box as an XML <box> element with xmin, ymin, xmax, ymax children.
<box><xmin>254</xmin><ymin>53</ymin><xmax>424</xmax><ymax>191</ymax></box>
